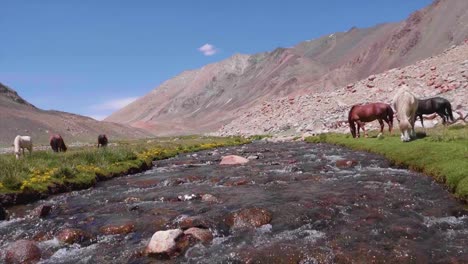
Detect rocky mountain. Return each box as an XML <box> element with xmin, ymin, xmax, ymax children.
<box><xmin>106</xmin><ymin>0</ymin><xmax>468</xmax><ymax>135</ymax></box>
<box><xmin>0</xmin><ymin>82</ymin><xmax>151</xmax><ymax>147</ymax></box>
<box><xmin>216</xmin><ymin>43</ymin><xmax>468</xmax><ymax>136</ymax></box>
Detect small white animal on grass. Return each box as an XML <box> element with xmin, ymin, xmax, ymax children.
<box><xmin>13</xmin><ymin>135</ymin><xmax>33</xmax><ymax>159</ymax></box>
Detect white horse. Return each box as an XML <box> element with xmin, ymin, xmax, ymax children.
<box><xmin>393</xmin><ymin>86</ymin><xmax>418</xmax><ymax>142</ymax></box>
<box><xmin>13</xmin><ymin>135</ymin><xmax>33</xmax><ymax>159</ymax></box>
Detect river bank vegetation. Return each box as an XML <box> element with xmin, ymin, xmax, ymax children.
<box><xmin>305</xmin><ymin>124</ymin><xmax>468</xmax><ymax>201</ymax></box>
<box><xmin>0</xmin><ymin>136</ymin><xmax>249</xmax><ymax>196</ymax></box>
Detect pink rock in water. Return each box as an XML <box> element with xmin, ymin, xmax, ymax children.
<box><xmin>145</xmin><ymin>229</ymin><xmax>183</xmax><ymax>256</ymax></box>
<box><xmin>220</xmin><ymin>155</ymin><xmax>249</xmax><ymax>165</ymax></box>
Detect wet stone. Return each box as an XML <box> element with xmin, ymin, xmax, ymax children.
<box><xmin>220</xmin><ymin>155</ymin><xmax>249</xmax><ymax>165</ymax></box>
<box><xmin>56</xmin><ymin>228</ymin><xmax>94</xmax><ymax>245</ymax></box>
<box><xmin>145</xmin><ymin>229</ymin><xmax>184</xmax><ymax>257</ymax></box>
<box><xmin>335</xmin><ymin>159</ymin><xmax>358</xmax><ymax>168</ymax></box>
<box><xmin>184</xmin><ymin>227</ymin><xmax>213</xmax><ymax>243</ymax></box>
<box><xmin>225</xmin><ymin>208</ymin><xmax>273</xmax><ymax>229</ymax></box>
<box><xmin>201</xmin><ymin>194</ymin><xmax>220</xmax><ymax>203</ymax></box>
<box><xmin>178</xmin><ymin>216</ymin><xmax>214</xmax><ymax>229</ymax></box>
<box><xmin>100</xmin><ymin>222</ymin><xmax>135</xmax><ymax>235</ymax></box>
<box><xmin>30</xmin><ymin>204</ymin><xmax>52</xmax><ymax>218</ymax></box>
<box><xmin>5</xmin><ymin>240</ymin><xmax>41</xmax><ymax>264</ymax></box>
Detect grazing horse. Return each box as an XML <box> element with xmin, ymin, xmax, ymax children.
<box><xmin>50</xmin><ymin>134</ymin><xmax>67</xmax><ymax>152</ymax></box>
<box><xmin>393</xmin><ymin>87</ymin><xmax>418</xmax><ymax>142</ymax></box>
<box><xmin>97</xmin><ymin>134</ymin><xmax>108</xmax><ymax>148</ymax></box>
<box><xmin>348</xmin><ymin>103</ymin><xmax>394</xmax><ymax>138</ymax></box>
<box><xmin>416</xmin><ymin>97</ymin><xmax>454</xmax><ymax>128</ymax></box>
<box><xmin>13</xmin><ymin>135</ymin><xmax>32</xmax><ymax>159</ymax></box>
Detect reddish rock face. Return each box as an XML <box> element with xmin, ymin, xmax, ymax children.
<box><xmin>5</xmin><ymin>240</ymin><xmax>41</xmax><ymax>264</ymax></box>
<box><xmin>220</xmin><ymin>155</ymin><xmax>249</xmax><ymax>165</ymax></box>
<box><xmin>225</xmin><ymin>208</ymin><xmax>272</xmax><ymax>228</ymax></box>
<box><xmin>335</xmin><ymin>159</ymin><xmax>358</xmax><ymax>168</ymax></box>
<box><xmin>100</xmin><ymin>222</ymin><xmax>135</xmax><ymax>235</ymax></box>
<box><xmin>56</xmin><ymin>228</ymin><xmax>93</xmax><ymax>245</ymax></box>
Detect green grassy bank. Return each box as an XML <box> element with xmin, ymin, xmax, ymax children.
<box><xmin>0</xmin><ymin>136</ymin><xmax>249</xmax><ymax>196</ymax></box>
<box><xmin>305</xmin><ymin>124</ymin><xmax>468</xmax><ymax>201</ymax></box>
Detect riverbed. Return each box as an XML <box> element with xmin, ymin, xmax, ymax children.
<box><xmin>1</xmin><ymin>141</ymin><xmax>467</xmax><ymax>263</ymax></box>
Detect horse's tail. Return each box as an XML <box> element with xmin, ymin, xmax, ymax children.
<box><xmin>445</xmin><ymin>102</ymin><xmax>454</xmax><ymax>122</ymax></box>
<box><xmin>348</xmin><ymin>106</ymin><xmax>357</xmax><ymax>138</ymax></box>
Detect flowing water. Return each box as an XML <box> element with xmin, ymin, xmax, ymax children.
<box><xmin>1</xmin><ymin>142</ymin><xmax>467</xmax><ymax>263</ymax></box>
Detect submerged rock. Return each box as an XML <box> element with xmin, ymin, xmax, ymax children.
<box><xmin>100</xmin><ymin>222</ymin><xmax>135</xmax><ymax>235</ymax></box>
<box><xmin>5</xmin><ymin>240</ymin><xmax>41</xmax><ymax>264</ymax></box>
<box><xmin>226</xmin><ymin>208</ymin><xmax>272</xmax><ymax>228</ymax></box>
<box><xmin>201</xmin><ymin>194</ymin><xmax>220</xmax><ymax>203</ymax></box>
<box><xmin>184</xmin><ymin>227</ymin><xmax>213</xmax><ymax>243</ymax></box>
<box><xmin>178</xmin><ymin>216</ymin><xmax>214</xmax><ymax>229</ymax></box>
<box><xmin>335</xmin><ymin>159</ymin><xmax>358</xmax><ymax>168</ymax></box>
<box><xmin>220</xmin><ymin>155</ymin><xmax>249</xmax><ymax>165</ymax></box>
<box><xmin>56</xmin><ymin>228</ymin><xmax>93</xmax><ymax>245</ymax></box>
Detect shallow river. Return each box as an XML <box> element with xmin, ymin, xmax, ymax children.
<box><xmin>1</xmin><ymin>142</ymin><xmax>467</xmax><ymax>263</ymax></box>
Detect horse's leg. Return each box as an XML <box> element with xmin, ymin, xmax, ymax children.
<box><xmin>357</xmin><ymin>121</ymin><xmax>367</xmax><ymax>138</ymax></box>
<box><xmin>410</xmin><ymin>115</ymin><xmax>417</xmax><ymax>138</ymax></box>
<box><xmin>356</xmin><ymin>122</ymin><xmax>361</xmax><ymax>138</ymax></box>
<box><xmin>437</xmin><ymin>111</ymin><xmax>446</xmax><ymax>125</ymax></box>
<box><xmin>378</xmin><ymin>119</ymin><xmax>384</xmax><ymax>137</ymax></box>
<box><xmin>418</xmin><ymin>115</ymin><xmax>425</xmax><ymax>129</ymax></box>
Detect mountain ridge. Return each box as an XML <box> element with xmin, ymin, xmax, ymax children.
<box><xmin>106</xmin><ymin>0</ymin><xmax>468</xmax><ymax>135</ymax></box>
<box><xmin>0</xmin><ymin>82</ymin><xmax>151</xmax><ymax>146</ymax></box>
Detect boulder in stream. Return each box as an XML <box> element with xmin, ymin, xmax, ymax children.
<box><xmin>145</xmin><ymin>229</ymin><xmax>184</xmax><ymax>256</ymax></box>
<box><xmin>56</xmin><ymin>228</ymin><xmax>94</xmax><ymax>245</ymax></box>
<box><xmin>184</xmin><ymin>227</ymin><xmax>213</xmax><ymax>243</ymax></box>
<box><xmin>220</xmin><ymin>155</ymin><xmax>249</xmax><ymax>165</ymax></box>
<box><xmin>225</xmin><ymin>207</ymin><xmax>272</xmax><ymax>228</ymax></box>
<box><xmin>4</xmin><ymin>240</ymin><xmax>41</xmax><ymax>264</ymax></box>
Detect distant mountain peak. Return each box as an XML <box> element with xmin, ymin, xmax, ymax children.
<box><xmin>0</xmin><ymin>82</ymin><xmax>36</xmax><ymax>108</ymax></box>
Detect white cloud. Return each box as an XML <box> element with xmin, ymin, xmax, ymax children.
<box><xmin>90</xmin><ymin>97</ymin><xmax>139</xmax><ymax>111</ymax></box>
<box><xmin>198</xmin><ymin>43</ymin><xmax>218</xmax><ymax>56</ymax></box>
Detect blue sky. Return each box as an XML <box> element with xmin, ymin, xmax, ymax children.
<box><xmin>0</xmin><ymin>0</ymin><xmax>433</xmax><ymax>120</ymax></box>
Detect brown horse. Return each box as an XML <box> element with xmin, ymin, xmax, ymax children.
<box><xmin>50</xmin><ymin>134</ymin><xmax>67</xmax><ymax>152</ymax></box>
<box><xmin>348</xmin><ymin>103</ymin><xmax>394</xmax><ymax>138</ymax></box>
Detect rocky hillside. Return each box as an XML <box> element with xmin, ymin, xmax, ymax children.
<box><xmin>107</xmin><ymin>0</ymin><xmax>468</xmax><ymax>135</ymax></box>
<box><xmin>0</xmin><ymin>82</ymin><xmax>151</xmax><ymax>147</ymax></box>
<box><xmin>217</xmin><ymin>43</ymin><xmax>468</xmax><ymax>136</ymax></box>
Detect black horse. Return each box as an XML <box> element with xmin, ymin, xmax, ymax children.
<box><xmin>416</xmin><ymin>97</ymin><xmax>454</xmax><ymax>127</ymax></box>
<box><xmin>98</xmin><ymin>134</ymin><xmax>108</xmax><ymax>148</ymax></box>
